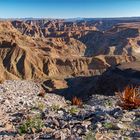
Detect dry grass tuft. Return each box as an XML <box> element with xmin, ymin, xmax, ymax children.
<box><xmin>116</xmin><ymin>86</ymin><xmax>140</xmax><ymax>109</ymax></box>
<box><xmin>38</xmin><ymin>89</ymin><xmax>46</xmax><ymax>97</ymax></box>
<box><xmin>72</xmin><ymin>97</ymin><xmax>83</xmax><ymax>106</ymax></box>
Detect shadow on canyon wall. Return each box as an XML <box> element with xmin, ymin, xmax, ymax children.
<box><xmin>42</xmin><ymin>62</ymin><xmax>140</xmax><ymax>101</ymax></box>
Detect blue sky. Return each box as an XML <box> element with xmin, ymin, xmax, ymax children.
<box><xmin>0</xmin><ymin>0</ymin><xmax>140</xmax><ymax>18</ymax></box>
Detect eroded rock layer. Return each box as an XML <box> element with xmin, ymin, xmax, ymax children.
<box><xmin>0</xmin><ymin>19</ymin><xmax>140</xmax><ymax>81</ymax></box>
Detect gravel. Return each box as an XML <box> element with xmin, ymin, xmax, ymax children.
<box><xmin>0</xmin><ymin>80</ymin><xmax>139</xmax><ymax>140</ymax></box>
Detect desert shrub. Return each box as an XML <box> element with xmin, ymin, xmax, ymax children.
<box><xmin>103</xmin><ymin>122</ymin><xmax>113</xmax><ymax>129</ymax></box>
<box><xmin>31</xmin><ymin>102</ymin><xmax>46</xmax><ymax>112</ymax></box>
<box><xmin>83</xmin><ymin>131</ymin><xmax>96</xmax><ymax>140</ymax></box>
<box><xmin>69</xmin><ymin>107</ymin><xmax>79</xmax><ymax>115</ymax></box>
<box><xmin>51</xmin><ymin>104</ymin><xmax>60</xmax><ymax>112</ymax></box>
<box><xmin>116</xmin><ymin>86</ymin><xmax>140</xmax><ymax>109</ymax></box>
<box><xmin>72</xmin><ymin>96</ymin><xmax>83</xmax><ymax>106</ymax></box>
<box><xmin>18</xmin><ymin>114</ymin><xmax>44</xmax><ymax>134</ymax></box>
<box><xmin>104</xmin><ymin>100</ymin><xmax>113</xmax><ymax>107</ymax></box>
<box><xmin>38</xmin><ymin>89</ymin><xmax>46</xmax><ymax>97</ymax></box>
<box><xmin>37</xmin><ymin>102</ymin><xmax>46</xmax><ymax>112</ymax></box>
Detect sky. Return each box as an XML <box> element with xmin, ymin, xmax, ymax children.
<box><xmin>0</xmin><ymin>0</ymin><xmax>140</xmax><ymax>18</ymax></box>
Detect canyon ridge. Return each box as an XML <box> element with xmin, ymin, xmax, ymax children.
<box><xmin>0</xmin><ymin>18</ymin><xmax>140</xmax><ymax>98</ymax></box>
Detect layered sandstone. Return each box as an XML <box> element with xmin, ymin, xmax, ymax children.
<box><xmin>0</xmin><ymin>20</ymin><xmax>139</xmax><ymax>81</ymax></box>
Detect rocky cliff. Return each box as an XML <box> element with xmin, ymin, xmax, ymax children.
<box><xmin>0</xmin><ymin>20</ymin><xmax>140</xmax><ymax>81</ymax></box>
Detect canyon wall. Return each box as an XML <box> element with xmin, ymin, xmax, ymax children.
<box><xmin>0</xmin><ymin>19</ymin><xmax>139</xmax><ymax>81</ymax></box>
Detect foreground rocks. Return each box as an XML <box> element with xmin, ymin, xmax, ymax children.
<box><xmin>0</xmin><ymin>80</ymin><xmax>139</xmax><ymax>140</ymax></box>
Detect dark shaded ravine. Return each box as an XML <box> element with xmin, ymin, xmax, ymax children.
<box><xmin>42</xmin><ymin>61</ymin><xmax>140</xmax><ymax>100</ymax></box>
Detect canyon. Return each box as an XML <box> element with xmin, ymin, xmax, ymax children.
<box><xmin>0</xmin><ymin>18</ymin><xmax>140</xmax><ymax>140</ymax></box>
<box><xmin>0</xmin><ymin>18</ymin><xmax>140</xmax><ymax>82</ymax></box>
<box><xmin>1</xmin><ymin>18</ymin><xmax>140</xmax><ymax>99</ymax></box>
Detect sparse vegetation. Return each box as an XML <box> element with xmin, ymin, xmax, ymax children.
<box><xmin>38</xmin><ymin>88</ymin><xmax>46</xmax><ymax>97</ymax></box>
<box><xmin>18</xmin><ymin>114</ymin><xmax>44</xmax><ymax>134</ymax></box>
<box><xmin>104</xmin><ymin>100</ymin><xmax>113</xmax><ymax>107</ymax></box>
<box><xmin>103</xmin><ymin>122</ymin><xmax>113</xmax><ymax>129</ymax></box>
<box><xmin>51</xmin><ymin>104</ymin><xmax>60</xmax><ymax>112</ymax></box>
<box><xmin>36</xmin><ymin>102</ymin><xmax>46</xmax><ymax>112</ymax></box>
<box><xmin>124</xmin><ymin>137</ymin><xmax>130</xmax><ymax>140</ymax></box>
<box><xmin>72</xmin><ymin>96</ymin><xmax>83</xmax><ymax>106</ymax></box>
<box><xmin>69</xmin><ymin>106</ymin><xmax>79</xmax><ymax>115</ymax></box>
<box><xmin>116</xmin><ymin>86</ymin><xmax>140</xmax><ymax>109</ymax></box>
<box><xmin>83</xmin><ymin>131</ymin><xmax>96</xmax><ymax>140</ymax></box>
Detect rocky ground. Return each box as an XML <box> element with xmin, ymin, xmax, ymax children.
<box><xmin>0</xmin><ymin>80</ymin><xmax>139</xmax><ymax>140</ymax></box>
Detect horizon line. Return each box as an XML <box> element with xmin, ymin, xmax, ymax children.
<box><xmin>0</xmin><ymin>16</ymin><xmax>140</xmax><ymax>20</ymax></box>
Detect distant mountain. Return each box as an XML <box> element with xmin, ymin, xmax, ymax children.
<box><xmin>1</xmin><ymin>16</ymin><xmax>140</xmax><ymax>22</ymax></box>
